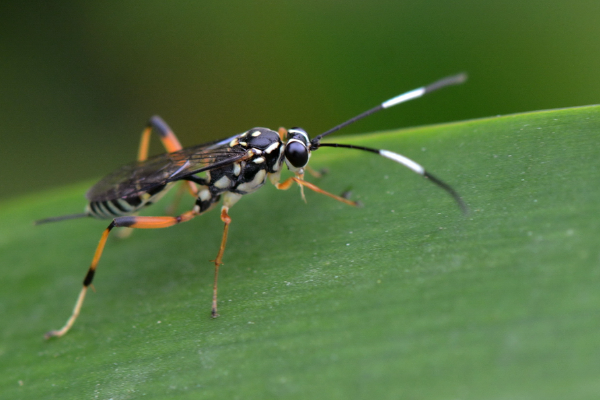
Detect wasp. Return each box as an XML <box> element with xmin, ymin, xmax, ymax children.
<box><xmin>38</xmin><ymin>73</ymin><xmax>468</xmax><ymax>339</ymax></box>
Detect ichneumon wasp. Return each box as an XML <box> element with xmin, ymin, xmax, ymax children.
<box><xmin>38</xmin><ymin>73</ymin><xmax>468</xmax><ymax>339</ymax></box>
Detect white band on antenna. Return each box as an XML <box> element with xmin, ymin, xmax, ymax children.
<box><xmin>379</xmin><ymin>149</ymin><xmax>425</xmax><ymax>175</ymax></box>
<box><xmin>381</xmin><ymin>88</ymin><xmax>426</xmax><ymax>109</ymax></box>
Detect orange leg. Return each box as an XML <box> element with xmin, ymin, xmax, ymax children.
<box><xmin>138</xmin><ymin>116</ymin><xmax>198</xmax><ymax>199</ymax></box>
<box><xmin>276</xmin><ymin>177</ymin><xmax>361</xmax><ymax>207</ymax></box>
<box><xmin>45</xmin><ymin>210</ymin><xmax>199</xmax><ymax>339</ymax></box>
<box><xmin>210</xmin><ymin>206</ymin><xmax>232</xmax><ymax>318</ymax></box>
<box><xmin>137</xmin><ymin>116</ymin><xmax>183</xmax><ymax>161</ymax></box>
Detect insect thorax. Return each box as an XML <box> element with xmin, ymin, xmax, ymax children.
<box><xmin>195</xmin><ymin>128</ymin><xmax>284</xmax><ymax>213</ymax></box>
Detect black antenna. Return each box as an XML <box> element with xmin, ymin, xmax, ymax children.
<box><xmin>312</xmin><ymin>73</ymin><xmax>469</xmax><ymax>213</ymax></box>
<box><xmin>311</xmin><ymin>73</ymin><xmax>467</xmax><ymax>146</ymax></box>
<box><xmin>317</xmin><ymin>143</ymin><xmax>468</xmax><ymax>214</ymax></box>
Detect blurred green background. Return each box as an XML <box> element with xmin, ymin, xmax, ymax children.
<box><xmin>1</xmin><ymin>1</ymin><xmax>600</xmax><ymax>201</ymax></box>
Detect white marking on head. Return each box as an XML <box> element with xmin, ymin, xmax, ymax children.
<box><xmin>286</xmin><ymin>138</ymin><xmax>306</xmax><ymax>147</ymax></box>
<box><xmin>288</xmin><ymin>128</ymin><xmax>309</xmax><ymax>142</ymax></box>
<box><xmin>251</xmin><ymin>130</ymin><xmax>262</xmax><ymax>137</ymax></box>
<box><xmin>379</xmin><ymin>150</ymin><xmax>425</xmax><ymax>175</ymax></box>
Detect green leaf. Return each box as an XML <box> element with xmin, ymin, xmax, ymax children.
<box><xmin>1</xmin><ymin>105</ymin><xmax>599</xmax><ymax>399</ymax></box>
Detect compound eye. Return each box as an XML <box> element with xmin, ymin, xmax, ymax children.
<box><xmin>285</xmin><ymin>141</ymin><xmax>309</xmax><ymax>168</ymax></box>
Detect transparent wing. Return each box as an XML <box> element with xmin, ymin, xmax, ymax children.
<box><xmin>86</xmin><ymin>138</ymin><xmax>247</xmax><ymax>202</ymax></box>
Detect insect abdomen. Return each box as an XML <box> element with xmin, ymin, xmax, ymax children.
<box><xmin>87</xmin><ymin>198</ymin><xmax>139</xmax><ymax>219</ymax></box>
<box><xmin>87</xmin><ymin>183</ymin><xmax>173</xmax><ymax>219</ymax></box>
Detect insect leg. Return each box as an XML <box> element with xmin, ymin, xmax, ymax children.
<box><xmin>138</xmin><ymin>116</ymin><xmax>198</xmax><ymax>198</ymax></box>
<box><xmin>165</xmin><ymin>173</ymin><xmax>214</xmax><ymax>215</ymax></box>
<box><xmin>207</xmin><ymin>192</ymin><xmax>241</xmax><ymax>318</ymax></box>
<box><xmin>45</xmin><ymin>210</ymin><xmax>199</xmax><ymax>339</ymax></box>
<box><xmin>138</xmin><ymin>116</ymin><xmax>184</xmax><ymax>160</ymax></box>
<box><xmin>166</xmin><ymin>175</ymin><xmax>213</xmax><ymax>215</ymax></box>
<box><xmin>296</xmin><ymin>174</ymin><xmax>308</xmax><ymax>203</ymax></box>
<box><xmin>164</xmin><ymin>182</ymin><xmax>192</xmax><ymax>215</ymax></box>
<box><xmin>294</xmin><ymin>168</ymin><xmax>328</xmax><ymax>202</ymax></box>
<box><xmin>276</xmin><ymin>177</ymin><xmax>360</xmax><ymax>207</ymax></box>
<box><xmin>209</xmin><ymin>206</ymin><xmax>232</xmax><ymax>318</ymax></box>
